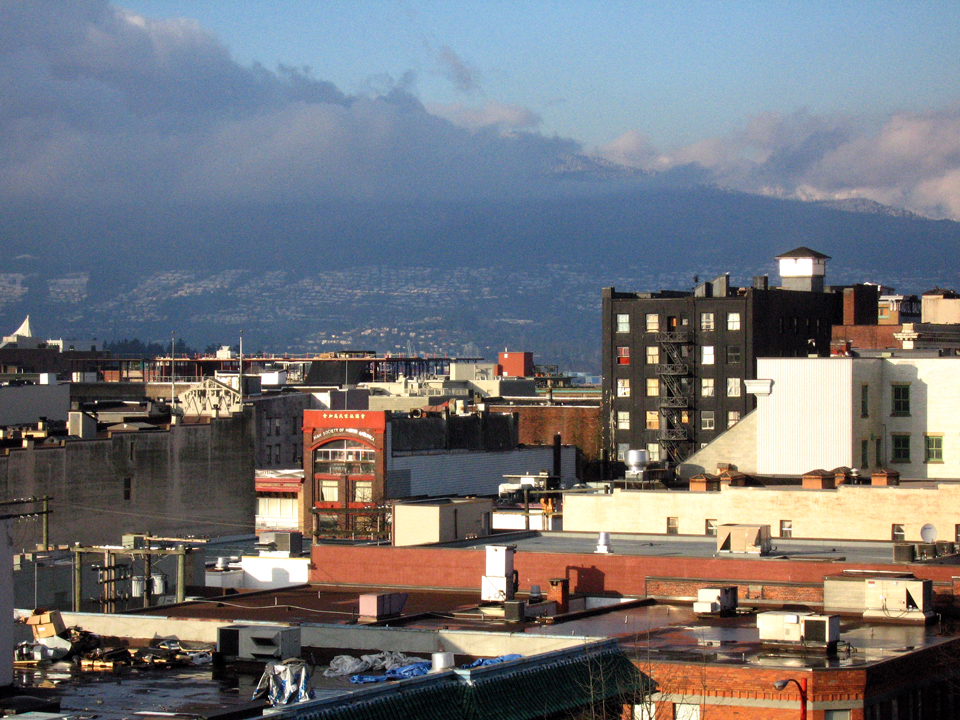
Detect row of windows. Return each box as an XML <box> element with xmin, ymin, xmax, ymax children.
<box><xmin>860</xmin><ymin>382</ymin><xmax>914</xmax><ymax>417</ymax></box>
<box><xmin>616</xmin><ymin>344</ymin><xmax>741</xmax><ymax>366</ymax></box>
<box><xmin>616</xmin><ymin>312</ymin><xmax>742</xmax><ymax>333</ymax></box>
<box><xmin>313</xmin><ymin>439</ymin><xmax>376</xmax><ymax>475</ymax></box>
<box><xmin>615</xmin><ymin>409</ymin><xmax>740</xmax><ymax>431</ymax></box>
<box><xmin>616</xmin><ymin>377</ymin><xmax>743</xmax><ymax>398</ymax></box>
<box><xmin>633</xmin><ymin>519</ymin><xmax>960</xmax><ymax>543</ymax></box>
<box><xmin>890</xmin><ymin>433</ymin><xmax>943</xmax><ymax>464</ymax></box>
<box><xmin>318</xmin><ymin>478</ymin><xmax>373</xmax><ymax>503</ymax></box>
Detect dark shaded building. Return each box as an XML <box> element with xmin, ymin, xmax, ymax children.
<box><xmin>602</xmin><ymin>249</ymin><xmax>842</xmax><ymax>466</ymax></box>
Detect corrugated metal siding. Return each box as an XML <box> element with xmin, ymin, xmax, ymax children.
<box><xmin>757</xmin><ymin>358</ymin><xmax>853</xmax><ymax>475</ymax></box>
<box><xmin>389</xmin><ymin>447</ymin><xmax>576</xmax><ymax>498</ymax></box>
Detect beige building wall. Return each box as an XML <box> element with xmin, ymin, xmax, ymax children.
<box><xmin>921</xmin><ymin>295</ymin><xmax>960</xmax><ymax>324</ymax></box>
<box><xmin>563</xmin><ymin>483</ymin><xmax>960</xmax><ymax>543</ymax></box>
<box><xmin>393</xmin><ymin>499</ymin><xmax>492</xmax><ymax>546</ymax></box>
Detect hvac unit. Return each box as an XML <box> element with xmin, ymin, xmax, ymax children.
<box><xmin>757</xmin><ymin>611</ymin><xmax>810</xmax><ymax>643</ymax></box>
<box><xmin>892</xmin><ymin>543</ymin><xmax>915</xmax><ymax>563</ymax></box>
<box><xmin>256</xmin><ymin>532</ymin><xmax>303</xmax><ymax>556</ymax></box>
<box><xmin>218</xmin><ymin>625</ymin><xmax>301</xmax><ymax>661</ymax></box>
<box><xmin>481</xmin><ymin>545</ymin><xmax>517</xmax><ymax>602</ymax></box>
<box><xmin>693</xmin><ymin>587</ymin><xmax>738</xmax><ymax>616</ymax></box>
<box><xmin>504</xmin><ymin>600</ymin><xmax>526</xmax><ymax>622</ymax></box>
<box><xmin>863</xmin><ymin>578</ymin><xmax>933</xmax><ymax>622</ymax></box>
<box><xmin>800</xmin><ymin>615</ymin><xmax>840</xmax><ymax>647</ymax></box>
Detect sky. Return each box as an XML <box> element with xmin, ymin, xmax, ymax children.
<box><xmin>3</xmin><ymin>0</ymin><xmax>960</xmax><ymax>218</ymax></box>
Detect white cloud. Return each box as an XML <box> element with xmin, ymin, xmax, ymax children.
<box><xmin>426</xmin><ymin>101</ymin><xmax>541</xmax><ymax>133</ymax></box>
<box><xmin>596</xmin><ymin>107</ymin><xmax>960</xmax><ymax>219</ymax></box>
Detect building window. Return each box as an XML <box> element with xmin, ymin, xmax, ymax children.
<box><xmin>645</xmin><ymin>313</ymin><xmax>659</xmax><ymax>332</ymax></box>
<box><xmin>353</xmin><ymin>480</ymin><xmax>373</xmax><ymax>503</ymax></box>
<box><xmin>617</xmin><ymin>346</ymin><xmax>630</xmax><ymax>365</ymax></box>
<box><xmin>646</xmin><ymin>346</ymin><xmax>659</xmax><ymax>364</ymax></box>
<box><xmin>646</xmin><ymin>443</ymin><xmax>660</xmax><ymax>462</ymax></box>
<box><xmin>861</xmin><ymin>439</ymin><xmax>869</xmax><ymax>469</ymax></box>
<box><xmin>616</xmin><ymin>410</ymin><xmax>631</xmax><ymax>430</ymax></box>
<box><xmin>727</xmin><ymin>345</ymin><xmax>741</xmax><ymax>363</ymax></box>
<box><xmin>701</xmin><ymin>345</ymin><xmax>715</xmax><ymax>365</ymax></box>
<box><xmin>645</xmin><ymin>410</ymin><xmax>660</xmax><ymax>430</ymax></box>
<box><xmin>701</xmin><ymin>378</ymin><xmax>715</xmax><ymax>397</ymax></box>
<box><xmin>727</xmin><ymin>312</ymin><xmax>741</xmax><ymax>331</ymax></box>
<box><xmin>955</xmin><ymin>524</ymin><xmax>960</xmax><ymax>543</ymax></box>
<box><xmin>700</xmin><ymin>312</ymin><xmax>715</xmax><ymax>331</ymax></box>
<box><xmin>892</xmin><ymin>524</ymin><xmax>905</xmax><ymax>542</ymax></box>
<box><xmin>617</xmin><ymin>443</ymin><xmax>629</xmax><ymax>462</ymax></box>
<box><xmin>266</xmin><ymin>417</ymin><xmax>272</xmax><ymax>436</ymax></box>
<box><xmin>861</xmin><ymin>384</ymin><xmax>869</xmax><ymax>417</ymax></box>
<box><xmin>727</xmin><ymin>411</ymin><xmax>740</xmax><ymax>428</ymax></box>
<box><xmin>274</xmin><ymin>418</ymin><xmax>281</xmax><ymax>435</ymax></box>
<box><xmin>891</xmin><ymin>434</ymin><xmax>910</xmax><ymax>463</ymax></box>
<box><xmin>617</xmin><ymin>378</ymin><xmax>631</xmax><ymax>397</ymax></box>
<box><xmin>314</xmin><ymin>439</ymin><xmax>376</xmax><ymax>475</ymax></box>
<box><xmin>701</xmin><ymin>411</ymin><xmax>715</xmax><ymax>430</ymax></box>
<box><xmin>875</xmin><ymin>437</ymin><xmax>883</xmax><ymax>466</ymax></box>
<box><xmin>780</xmin><ymin>520</ymin><xmax>792</xmax><ymax>538</ymax></box>
<box><xmin>925</xmin><ymin>435</ymin><xmax>944</xmax><ymax>463</ymax></box>
<box><xmin>705</xmin><ymin>519</ymin><xmax>718</xmax><ymax>536</ymax></box>
<box><xmin>616</xmin><ymin>314</ymin><xmax>630</xmax><ymax>333</ymax></box>
<box><xmin>123</xmin><ymin>477</ymin><xmax>132</xmax><ymax>501</ymax></box>
<box><xmin>646</xmin><ymin>377</ymin><xmax>659</xmax><ymax>397</ymax></box>
<box><xmin>666</xmin><ymin>517</ymin><xmax>679</xmax><ymax>535</ymax></box>
<box><xmin>726</xmin><ymin>378</ymin><xmax>741</xmax><ymax>397</ymax></box>
<box><xmin>891</xmin><ymin>384</ymin><xmax>910</xmax><ymax>415</ymax></box>
<box><xmin>320</xmin><ymin>479</ymin><xmax>339</xmax><ymax>502</ymax></box>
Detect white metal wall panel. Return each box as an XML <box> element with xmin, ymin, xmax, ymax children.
<box><xmin>388</xmin><ymin>446</ymin><xmax>576</xmax><ymax>498</ymax></box>
<box><xmin>756</xmin><ymin>358</ymin><xmax>853</xmax><ymax>475</ymax></box>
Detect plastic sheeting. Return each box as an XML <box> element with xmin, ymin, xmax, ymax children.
<box><xmin>323</xmin><ymin>651</ymin><xmax>422</xmax><ymax>678</ymax></box>
<box><xmin>350</xmin><ymin>661</ymin><xmax>432</xmax><ymax>684</ymax></box>
<box><xmin>253</xmin><ymin>659</ymin><xmax>315</xmax><ymax>706</ymax></box>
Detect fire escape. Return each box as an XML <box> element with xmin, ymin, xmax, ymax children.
<box><xmin>656</xmin><ymin>328</ymin><xmax>693</xmax><ymax>463</ymax></box>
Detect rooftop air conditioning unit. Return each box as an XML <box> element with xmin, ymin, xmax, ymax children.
<box><xmin>801</xmin><ymin>615</ymin><xmax>840</xmax><ymax>648</ymax></box>
<box><xmin>236</xmin><ymin>626</ymin><xmax>301</xmax><ymax>662</ymax></box>
<box><xmin>693</xmin><ymin>586</ymin><xmax>737</xmax><ymax>616</ymax></box>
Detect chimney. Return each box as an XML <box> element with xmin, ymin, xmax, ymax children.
<box><xmin>548</xmin><ymin>578</ymin><xmax>569</xmax><ymax>614</ymax></box>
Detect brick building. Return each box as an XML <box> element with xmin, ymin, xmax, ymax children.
<box><xmin>603</xmin><ymin>248</ymin><xmax>841</xmax><ymax>466</ymax></box>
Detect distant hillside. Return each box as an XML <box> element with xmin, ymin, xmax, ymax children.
<box><xmin>1</xmin><ymin>185</ymin><xmax>958</xmax><ymax>371</ymax></box>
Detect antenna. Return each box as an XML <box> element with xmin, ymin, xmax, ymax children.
<box><xmin>921</xmin><ymin>524</ymin><xmax>937</xmax><ymax>543</ymax></box>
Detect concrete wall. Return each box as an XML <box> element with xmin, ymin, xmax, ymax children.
<box><xmin>563</xmin><ymin>483</ymin><xmax>960</xmax><ymax>542</ymax></box>
<box><xmin>386</xmin><ymin>446</ymin><xmax>576</xmax><ymax>498</ymax></box>
<box><xmin>0</xmin><ymin>520</ymin><xmax>13</xmax><ymax>688</ymax></box>
<box><xmin>0</xmin><ymin>415</ymin><xmax>255</xmax><ymax>547</ymax></box>
<box><xmin>679</xmin><ymin>409</ymin><xmax>758</xmax><ymax>478</ymax></box>
<box><xmin>0</xmin><ymin>383</ymin><xmax>70</xmax><ymax>425</ymax></box>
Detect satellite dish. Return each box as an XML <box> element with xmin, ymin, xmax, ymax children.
<box><xmin>921</xmin><ymin>523</ymin><xmax>937</xmax><ymax>543</ymax></box>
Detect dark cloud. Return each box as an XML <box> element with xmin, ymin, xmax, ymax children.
<box><xmin>437</xmin><ymin>45</ymin><xmax>478</xmax><ymax>93</ymax></box>
<box><xmin>0</xmin><ymin>1</ymin><xmax>578</xmax><ymax>207</ymax></box>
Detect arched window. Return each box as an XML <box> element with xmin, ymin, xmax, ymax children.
<box><xmin>313</xmin><ymin>439</ymin><xmax>375</xmax><ymax>476</ymax></box>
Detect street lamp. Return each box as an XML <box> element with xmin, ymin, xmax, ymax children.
<box><xmin>773</xmin><ymin>677</ymin><xmax>807</xmax><ymax>720</ymax></box>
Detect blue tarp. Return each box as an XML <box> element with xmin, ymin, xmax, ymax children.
<box><xmin>460</xmin><ymin>654</ymin><xmax>523</xmax><ymax>669</ymax></box>
<box><xmin>350</xmin><ymin>661</ymin><xmax>432</xmax><ymax>684</ymax></box>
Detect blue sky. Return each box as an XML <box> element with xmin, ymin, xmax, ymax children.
<box><xmin>117</xmin><ymin>0</ymin><xmax>960</xmax><ymax>150</ymax></box>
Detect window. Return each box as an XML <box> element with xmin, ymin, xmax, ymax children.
<box><xmin>617</xmin><ymin>379</ymin><xmax>631</xmax><ymax>397</ymax></box>
<box><xmin>130</xmin><ymin>442</ymin><xmax>135</xmax><ymax>461</ymax></box>
<box><xmin>617</xmin><ymin>443</ymin><xmax>629</xmax><ymax>462</ymax></box>
<box><xmin>314</xmin><ymin>439</ymin><xmax>376</xmax><ymax>475</ymax></box>
<box><xmin>646</xmin><ymin>377</ymin><xmax>659</xmax><ymax>397</ymax></box>
<box><xmin>727</xmin><ymin>411</ymin><xmax>740</xmax><ymax>428</ymax></box>
<box><xmin>727</xmin><ymin>345</ymin><xmax>741</xmax><ymax>363</ymax></box>
<box><xmin>955</xmin><ymin>524</ymin><xmax>960</xmax><ymax>543</ymax></box>
<box><xmin>273</xmin><ymin>444</ymin><xmax>281</xmax><ymax>464</ymax></box>
<box><xmin>726</xmin><ymin>378</ymin><xmax>741</xmax><ymax>397</ymax></box>
<box><xmin>353</xmin><ymin>480</ymin><xmax>373</xmax><ymax>503</ymax></box>
<box><xmin>645</xmin><ymin>410</ymin><xmax>660</xmax><ymax>430</ymax></box>
<box><xmin>925</xmin><ymin>435</ymin><xmax>944</xmax><ymax>463</ymax></box>
<box><xmin>274</xmin><ymin>418</ymin><xmax>281</xmax><ymax>435</ymax></box>
<box><xmin>700</xmin><ymin>312</ymin><xmax>715</xmax><ymax>331</ymax></box>
<box><xmin>875</xmin><ymin>437</ymin><xmax>883</xmax><ymax>466</ymax></box>
<box><xmin>701</xmin><ymin>411</ymin><xmax>715</xmax><ymax>430</ymax></box>
<box><xmin>616</xmin><ymin>313</ymin><xmax>630</xmax><ymax>333</ymax></box>
<box><xmin>701</xmin><ymin>378</ymin><xmax>715</xmax><ymax>397</ymax></box>
<box><xmin>266</xmin><ymin>417</ymin><xmax>272</xmax><ymax>436</ymax></box>
<box><xmin>617</xmin><ymin>346</ymin><xmax>630</xmax><ymax>365</ymax></box>
<box><xmin>891</xmin><ymin>434</ymin><xmax>911</xmax><ymax>463</ymax></box>
<box><xmin>645</xmin><ymin>313</ymin><xmax>659</xmax><ymax>332</ymax></box>
<box><xmin>892</xmin><ymin>524</ymin><xmax>905</xmax><ymax>542</ymax></box>
<box><xmin>646</xmin><ymin>443</ymin><xmax>660</xmax><ymax>462</ymax></box>
<box><xmin>666</xmin><ymin>517</ymin><xmax>679</xmax><ymax>535</ymax></box>
<box><xmin>320</xmin><ymin>480</ymin><xmax>339</xmax><ymax>502</ymax></box>
<box><xmin>705</xmin><ymin>519</ymin><xmax>718</xmax><ymax>536</ymax></box>
<box><xmin>861</xmin><ymin>439</ymin><xmax>869</xmax><ymax>469</ymax></box>
<box><xmin>123</xmin><ymin>477</ymin><xmax>132</xmax><ymax>501</ymax></box>
<box><xmin>727</xmin><ymin>312</ymin><xmax>741</xmax><ymax>331</ymax></box>
<box><xmin>892</xmin><ymin>384</ymin><xmax>910</xmax><ymax>415</ymax></box>
<box><xmin>861</xmin><ymin>384</ymin><xmax>869</xmax><ymax>417</ymax></box>
<box><xmin>780</xmin><ymin>520</ymin><xmax>793</xmax><ymax>538</ymax></box>
<box><xmin>701</xmin><ymin>345</ymin><xmax>715</xmax><ymax>365</ymax></box>
<box><xmin>646</xmin><ymin>346</ymin><xmax>659</xmax><ymax>364</ymax></box>
<box><xmin>616</xmin><ymin>410</ymin><xmax>631</xmax><ymax>430</ymax></box>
